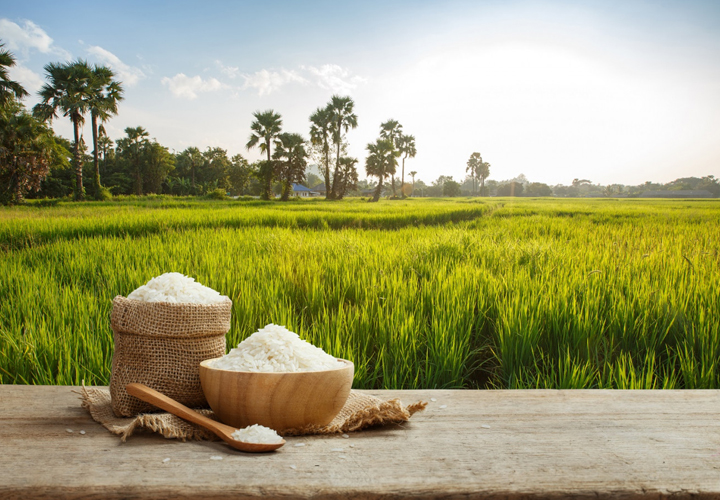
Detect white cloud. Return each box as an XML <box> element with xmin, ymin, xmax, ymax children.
<box><xmin>87</xmin><ymin>45</ymin><xmax>145</xmax><ymax>86</ymax></box>
<box><xmin>8</xmin><ymin>64</ymin><xmax>44</xmax><ymax>94</ymax></box>
<box><xmin>161</xmin><ymin>73</ymin><xmax>227</xmax><ymax>99</ymax></box>
<box><xmin>302</xmin><ymin>64</ymin><xmax>366</xmax><ymax>94</ymax></box>
<box><xmin>0</xmin><ymin>18</ymin><xmax>71</xmax><ymax>59</ymax></box>
<box><xmin>224</xmin><ymin>64</ymin><xmax>364</xmax><ymax>96</ymax></box>
<box><xmin>216</xmin><ymin>60</ymin><xmax>240</xmax><ymax>79</ymax></box>
<box><xmin>242</xmin><ymin>69</ymin><xmax>307</xmax><ymax>96</ymax></box>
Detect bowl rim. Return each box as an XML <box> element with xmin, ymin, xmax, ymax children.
<box><xmin>200</xmin><ymin>357</ymin><xmax>354</xmax><ymax>374</ymax></box>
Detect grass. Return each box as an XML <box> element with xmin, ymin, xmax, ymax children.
<box><xmin>1</xmin><ymin>197</ymin><xmax>718</xmax><ymax>389</ymax></box>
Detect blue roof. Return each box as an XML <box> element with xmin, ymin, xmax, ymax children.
<box><xmin>292</xmin><ymin>183</ymin><xmax>312</xmax><ymax>192</ymax></box>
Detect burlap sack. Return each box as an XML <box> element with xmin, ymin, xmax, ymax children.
<box><xmin>109</xmin><ymin>295</ymin><xmax>232</xmax><ymax>417</ymax></box>
<box><xmin>80</xmin><ymin>386</ymin><xmax>427</xmax><ymax>441</ymax></box>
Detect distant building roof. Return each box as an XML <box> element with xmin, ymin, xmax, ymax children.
<box><xmin>640</xmin><ymin>190</ymin><xmax>713</xmax><ymax>198</ymax></box>
<box><xmin>291</xmin><ymin>183</ymin><xmax>312</xmax><ymax>192</ymax></box>
<box><xmin>312</xmin><ymin>183</ymin><xmax>326</xmax><ymax>192</ymax></box>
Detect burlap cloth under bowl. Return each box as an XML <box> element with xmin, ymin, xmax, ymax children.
<box><xmin>80</xmin><ymin>386</ymin><xmax>427</xmax><ymax>441</ymax></box>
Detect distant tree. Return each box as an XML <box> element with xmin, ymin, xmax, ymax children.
<box><xmin>31</xmin><ymin>134</ymin><xmax>75</xmax><ymax>199</ymax></box>
<box><xmin>97</xmin><ymin>134</ymin><xmax>113</xmax><ymax>179</ymax></box>
<box><xmin>365</xmin><ymin>138</ymin><xmax>397</xmax><ymax>202</ymax></box>
<box><xmin>0</xmin><ymin>101</ymin><xmax>64</xmax><ymax>204</ymax></box>
<box><xmin>697</xmin><ymin>175</ymin><xmax>720</xmax><ymax>197</ymax></box>
<box><xmin>202</xmin><ymin>147</ymin><xmax>232</xmax><ymax>190</ymax></box>
<box><xmin>87</xmin><ymin>65</ymin><xmax>123</xmax><ymax>199</ymax></box>
<box><xmin>305</xmin><ymin>172</ymin><xmax>322</xmax><ymax>189</ymax></box>
<box><xmin>512</xmin><ymin>173</ymin><xmax>529</xmax><ymax>186</ymax></box>
<box><xmin>497</xmin><ymin>181</ymin><xmax>524</xmax><ymax>197</ymax></box>
<box><xmin>460</xmin><ymin>175</ymin><xmax>475</xmax><ymax>195</ymax></box>
<box><xmin>34</xmin><ymin>60</ymin><xmax>94</xmax><ymax>200</ymax></box>
<box><xmin>328</xmin><ymin>96</ymin><xmax>358</xmax><ymax>199</ymax></box>
<box><xmin>176</xmin><ymin>147</ymin><xmax>203</xmax><ymax>193</ymax></box>
<box><xmin>379</xmin><ymin>119</ymin><xmax>402</xmax><ymax>197</ymax></box>
<box><xmin>466</xmin><ymin>152</ymin><xmax>482</xmax><ymax>195</ymax></box>
<box><xmin>254</xmin><ymin>160</ymin><xmax>274</xmax><ymax>200</ymax></box>
<box><xmin>116</xmin><ymin>126</ymin><xmax>150</xmax><ymax>195</ymax></box>
<box><xmin>484</xmin><ymin>179</ymin><xmax>499</xmax><ymax>197</ymax></box>
<box><xmin>0</xmin><ymin>41</ymin><xmax>29</xmax><ymax>107</ymax></box>
<box><xmin>143</xmin><ymin>141</ymin><xmax>174</xmax><ymax>194</ymax></box>
<box><xmin>414</xmin><ymin>178</ymin><xmax>428</xmax><ymax>197</ymax></box>
<box><xmin>426</xmin><ymin>175</ymin><xmax>451</xmax><ymax>197</ymax></box>
<box><xmin>228</xmin><ymin>154</ymin><xmax>252</xmax><ymax>196</ymax></box>
<box><xmin>355</xmin><ymin>178</ymin><xmax>377</xmax><ymax>196</ymax></box>
<box><xmin>409</xmin><ymin>170</ymin><xmax>417</xmax><ymax>196</ymax></box>
<box><xmin>478</xmin><ymin>161</ymin><xmax>490</xmax><ymax>196</ymax></box>
<box><xmin>309</xmin><ymin>106</ymin><xmax>333</xmax><ymax>199</ymax></box>
<box><xmin>273</xmin><ymin>132</ymin><xmax>308</xmax><ymax>201</ymax></box>
<box><xmin>443</xmin><ymin>179</ymin><xmax>461</xmax><ymax>197</ymax></box>
<box><xmin>165</xmin><ymin>176</ymin><xmax>191</xmax><ymax>196</ymax></box>
<box><xmin>397</xmin><ymin>133</ymin><xmax>416</xmax><ymax>198</ymax></box>
<box><xmin>525</xmin><ymin>182</ymin><xmax>552</xmax><ymax>197</ymax></box>
<box><xmin>334</xmin><ymin>156</ymin><xmax>358</xmax><ymax>200</ymax></box>
<box><xmin>665</xmin><ymin>175</ymin><xmax>720</xmax><ymax>197</ymax></box>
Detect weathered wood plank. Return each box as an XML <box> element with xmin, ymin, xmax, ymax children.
<box><xmin>0</xmin><ymin>386</ymin><xmax>719</xmax><ymax>499</ymax></box>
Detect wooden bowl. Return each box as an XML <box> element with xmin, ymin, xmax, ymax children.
<box><xmin>199</xmin><ymin>358</ymin><xmax>354</xmax><ymax>432</ymax></box>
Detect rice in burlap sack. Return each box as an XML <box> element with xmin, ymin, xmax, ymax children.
<box><xmin>109</xmin><ymin>295</ymin><xmax>231</xmax><ymax>417</ymax></box>
<box><xmin>80</xmin><ymin>386</ymin><xmax>427</xmax><ymax>441</ymax></box>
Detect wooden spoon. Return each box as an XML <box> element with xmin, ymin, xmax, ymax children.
<box><xmin>125</xmin><ymin>383</ymin><xmax>285</xmax><ymax>453</ymax></box>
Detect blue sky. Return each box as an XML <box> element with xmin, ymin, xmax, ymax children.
<box><xmin>2</xmin><ymin>0</ymin><xmax>719</xmax><ymax>185</ymax></box>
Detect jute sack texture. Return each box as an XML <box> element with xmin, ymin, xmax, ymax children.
<box><xmin>109</xmin><ymin>295</ymin><xmax>231</xmax><ymax>417</ymax></box>
<box><xmin>81</xmin><ymin>386</ymin><xmax>427</xmax><ymax>441</ymax></box>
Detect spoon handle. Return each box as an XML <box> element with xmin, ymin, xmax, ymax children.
<box><xmin>125</xmin><ymin>383</ymin><xmax>228</xmax><ymax>436</ymax></box>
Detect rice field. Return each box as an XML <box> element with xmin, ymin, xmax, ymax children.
<box><xmin>1</xmin><ymin>197</ymin><xmax>718</xmax><ymax>389</ymax></box>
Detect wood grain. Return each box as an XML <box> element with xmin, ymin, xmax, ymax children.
<box><xmin>199</xmin><ymin>358</ymin><xmax>354</xmax><ymax>431</ymax></box>
<box><xmin>1</xmin><ymin>386</ymin><xmax>719</xmax><ymax>499</ymax></box>
<box><xmin>125</xmin><ymin>383</ymin><xmax>284</xmax><ymax>453</ymax></box>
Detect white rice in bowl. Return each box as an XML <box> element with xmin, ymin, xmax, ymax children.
<box><xmin>211</xmin><ymin>323</ymin><xmax>345</xmax><ymax>372</ymax></box>
<box><xmin>127</xmin><ymin>272</ymin><xmax>228</xmax><ymax>304</ymax></box>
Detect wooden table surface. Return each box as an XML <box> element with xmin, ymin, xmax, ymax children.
<box><xmin>1</xmin><ymin>386</ymin><xmax>719</xmax><ymax>499</ymax></box>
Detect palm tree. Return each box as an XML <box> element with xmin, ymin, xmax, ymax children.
<box><xmin>409</xmin><ymin>170</ymin><xmax>417</xmax><ymax>197</ymax></box>
<box><xmin>246</xmin><ymin>110</ymin><xmax>282</xmax><ymax>200</ymax></box>
<box><xmin>365</xmin><ymin>139</ymin><xmax>397</xmax><ymax>202</ymax></box>
<box><xmin>466</xmin><ymin>152</ymin><xmax>482</xmax><ymax>196</ymax></box>
<box><xmin>379</xmin><ymin>119</ymin><xmax>402</xmax><ymax>197</ymax></box>
<box><xmin>0</xmin><ymin>41</ymin><xmax>29</xmax><ymax>108</ymax></box>
<box><xmin>87</xmin><ymin>65</ymin><xmax>123</xmax><ymax>199</ymax></box>
<box><xmin>97</xmin><ymin>133</ymin><xmax>113</xmax><ymax>179</ymax></box>
<box><xmin>328</xmin><ymin>95</ymin><xmax>357</xmax><ymax>199</ymax></box>
<box><xmin>309</xmin><ymin>106</ymin><xmax>332</xmax><ymax>200</ymax></box>
<box><xmin>478</xmin><ymin>161</ymin><xmax>490</xmax><ymax>196</ymax></box>
<box><xmin>397</xmin><ymin>134</ymin><xmax>416</xmax><ymax>198</ymax></box>
<box><xmin>246</xmin><ymin>110</ymin><xmax>282</xmax><ymax>164</ymax></box>
<box><xmin>34</xmin><ymin>60</ymin><xmax>93</xmax><ymax>200</ymax></box>
<box><xmin>273</xmin><ymin>132</ymin><xmax>308</xmax><ymax>201</ymax></box>
<box><xmin>121</xmin><ymin>126</ymin><xmax>149</xmax><ymax>195</ymax></box>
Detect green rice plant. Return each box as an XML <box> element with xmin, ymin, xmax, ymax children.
<box><xmin>1</xmin><ymin>198</ymin><xmax>718</xmax><ymax>389</ymax></box>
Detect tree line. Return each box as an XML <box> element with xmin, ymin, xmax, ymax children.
<box><xmin>0</xmin><ymin>39</ymin><xmax>426</xmax><ymax>203</ymax></box>
<box><xmin>417</xmin><ymin>174</ymin><xmax>719</xmax><ymax>198</ymax></box>
<box><xmin>244</xmin><ymin>98</ymin><xmax>420</xmax><ymax>203</ymax></box>
<box><xmin>4</xmin><ymin>40</ymin><xmax>716</xmax><ymax>203</ymax></box>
